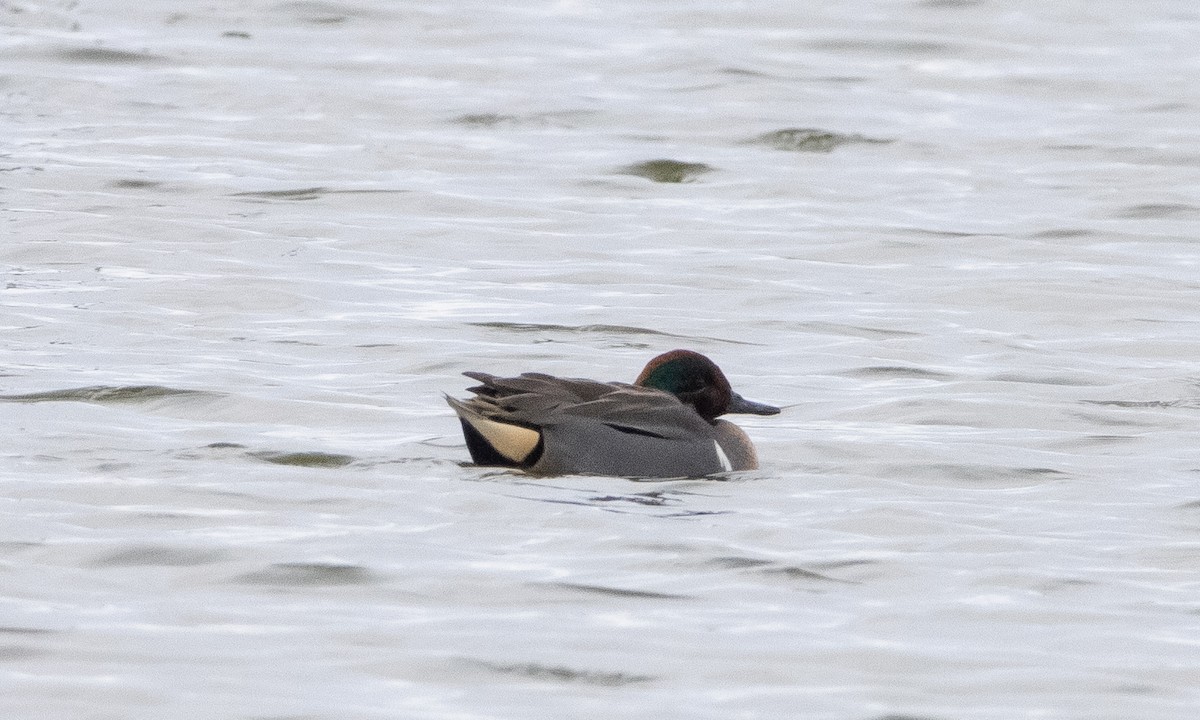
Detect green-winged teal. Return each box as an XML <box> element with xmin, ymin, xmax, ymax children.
<box><xmin>446</xmin><ymin>349</ymin><xmax>779</xmax><ymax>477</ymax></box>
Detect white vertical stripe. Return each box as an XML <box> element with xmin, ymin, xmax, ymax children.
<box><xmin>712</xmin><ymin>439</ymin><xmax>733</xmax><ymax>472</ymax></box>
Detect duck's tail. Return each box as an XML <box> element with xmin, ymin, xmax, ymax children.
<box><xmin>445</xmin><ymin>395</ymin><xmax>543</xmax><ymax>467</ymax></box>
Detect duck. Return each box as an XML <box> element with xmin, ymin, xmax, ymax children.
<box><xmin>445</xmin><ymin>349</ymin><xmax>779</xmax><ymax>477</ymax></box>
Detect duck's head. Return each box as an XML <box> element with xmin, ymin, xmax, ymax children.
<box><xmin>634</xmin><ymin>349</ymin><xmax>781</xmax><ymax>422</ymax></box>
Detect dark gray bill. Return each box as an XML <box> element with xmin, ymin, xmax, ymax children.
<box><xmin>727</xmin><ymin>392</ymin><xmax>781</xmax><ymax>415</ymax></box>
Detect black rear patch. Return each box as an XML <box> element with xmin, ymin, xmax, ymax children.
<box><xmin>460</xmin><ymin>419</ymin><xmax>543</xmax><ymax>468</ymax></box>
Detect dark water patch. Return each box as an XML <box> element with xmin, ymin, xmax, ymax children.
<box><xmin>989</xmin><ymin>465</ymin><xmax>1068</xmax><ymax>480</ymax></box>
<box><xmin>453</xmin><ymin>113</ymin><xmax>519</xmax><ymax>127</ymax></box>
<box><xmin>1112</xmin><ymin>684</ymin><xmax>1159</xmax><ymax>695</ymax></box>
<box><xmin>1029</xmin><ymin>228</ymin><xmax>1094</xmax><ymax>239</ymax></box>
<box><xmin>748</xmin><ymin>128</ymin><xmax>892</xmax><ymax>153</ymax></box>
<box><xmin>95</xmin><ymin>461</ymin><xmax>133</xmax><ymax>473</ymax></box>
<box><xmin>707</xmin><ymin>556</ymin><xmax>773</xmax><ymax>569</ymax></box>
<box><xmin>468</xmin><ymin>321</ymin><xmax>757</xmax><ymax>345</ymax></box>
<box><xmin>237</xmin><ymin>562</ymin><xmax>375</xmax><ymax>586</ymax></box>
<box><xmin>222</xmin><ymin>30</ymin><xmax>252</xmax><ymax>38</ymax></box>
<box><xmin>590</xmin><ymin>491</ymin><xmax>672</xmax><ymax>507</ymax></box>
<box><xmin>230</xmin><ymin>186</ymin><xmax>329</xmax><ymax>201</ymax></box>
<box><xmin>230</xmin><ymin>187</ymin><xmax>407</xmax><ymax>201</ymax></box>
<box><xmin>273</xmin><ymin>1</ymin><xmax>369</xmax><ymax>24</ymax></box>
<box><xmin>0</xmin><ymin>541</ymin><xmax>44</xmax><ymax>555</ymax></box>
<box><xmin>471</xmin><ymin>660</ymin><xmax>653</xmax><ymax>686</ymax></box>
<box><xmin>618</xmin><ymin>159</ymin><xmax>714</xmax><ymax>183</ymax></box>
<box><xmin>841</xmin><ymin>366</ymin><xmax>956</xmax><ymax>380</ymax></box>
<box><xmin>206</xmin><ymin>442</ymin><xmax>247</xmax><ymax>449</ymax></box>
<box><xmin>815</xmin><ymin>75</ymin><xmax>872</xmax><ymax>84</ymax></box>
<box><xmin>795</xmin><ymin>321</ymin><xmax>920</xmax><ymax>340</ymax></box>
<box><xmin>496</xmin><ymin>492</ymin><xmax>597</xmax><ymax>512</ymax></box>
<box><xmin>896</xmin><ymin>227</ymin><xmax>984</xmax><ymax>239</ymax></box>
<box><xmin>1071</xmin><ymin>410</ymin><xmax>1162</xmax><ymax>428</ymax></box>
<box><xmin>1115</xmin><ymin>203</ymin><xmax>1198</xmax><ymax>219</ymax></box>
<box><xmin>718</xmin><ymin>67</ymin><xmax>774</xmax><ymax>78</ymax></box>
<box><xmin>659</xmin><ymin>509</ymin><xmax>732</xmax><ymax>518</ymax></box>
<box><xmin>807</xmin><ymin>38</ymin><xmax>950</xmax><ymax>55</ymax></box>
<box><xmin>764</xmin><ymin>566</ymin><xmax>859</xmax><ymax>584</ymax></box>
<box><xmin>0</xmin><ymin>627</ymin><xmax>55</xmax><ymax>635</ymax></box>
<box><xmin>0</xmin><ymin>645</ymin><xmax>46</xmax><ymax>661</ymax></box>
<box><xmin>271</xmin><ymin>339</ymin><xmax>322</xmax><ymax>347</ymax></box>
<box><xmin>250</xmin><ymin>451</ymin><xmax>356</xmax><ymax>468</ymax></box>
<box><xmin>90</xmin><ymin>545</ymin><xmax>227</xmax><ymax>567</ymax></box>
<box><xmin>1178</xmin><ymin>499</ymin><xmax>1200</xmax><ymax>509</ymax></box>
<box><xmin>989</xmin><ymin>372</ymin><xmax>1102</xmax><ymax>386</ymax></box>
<box><xmin>1081</xmin><ymin>398</ymin><xmax>1200</xmax><ymax>409</ymax></box>
<box><xmin>809</xmin><ymin>558</ymin><xmax>881</xmax><ymax>571</ymax></box>
<box><xmin>1038</xmin><ymin>577</ymin><xmax>1099</xmax><ymax>592</ymax></box>
<box><xmin>56</xmin><ymin>46</ymin><xmax>166</xmax><ymax>64</ymax></box>
<box><xmin>1051</xmin><ymin>434</ymin><xmax>1137</xmax><ymax>451</ymax></box>
<box><xmin>503</xmin><ymin>492</ymin><xmax>731</xmax><ymax>518</ymax></box>
<box><xmin>1084</xmin><ymin>434</ymin><xmax>1137</xmax><ymax>443</ymax></box>
<box><xmin>891</xmin><ymin>464</ymin><xmax>1067</xmax><ymax>485</ymax></box>
<box><xmin>326</xmin><ymin>188</ymin><xmax>411</xmax><ymax>196</ymax></box>
<box><xmin>452</xmin><ymin>110</ymin><xmax>596</xmax><ymax>128</ymax></box>
<box><xmin>111</xmin><ymin>178</ymin><xmax>163</xmax><ymax>189</ymax></box>
<box><xmin>629</xmin><ymin>476</ymin><xmax>735</xmax><ymax>487</ymax></box>
<box><xmin>470</xmin><ymin>321</ymin><xmax>673</xmax><ymax>337</ymax></box>
<box><xmin>1137</xmin><ymin>101</ymin><xmax>1190</xmax><ymax>113</ymax></box>
<box><xmin>1113</xmin><ymin>149</ymin><xmax>1200</xmax><ymax>168</ymax></box>
<box><xmin>0</xmin><ymin>385</ymin><xmax>215</xmax><ymax>404</ymax></box>
<box><xmin>546</xmin><ymin>582</ymin><xmax>687</xmax><ymax>600</ymax></box>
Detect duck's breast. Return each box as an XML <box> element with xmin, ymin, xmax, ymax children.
<box><xmin>711</xmin><ymin>420</ymin><xmax>759</xmax><ymax>471</ymax></box>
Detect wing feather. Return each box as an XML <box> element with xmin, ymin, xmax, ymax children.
<box><xmin>454</xmin><ymin>371</ymin><xmax>712</xmax><ymax>440</ymax></box>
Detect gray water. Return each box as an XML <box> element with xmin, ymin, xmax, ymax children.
<box><xmin>4</xmin><ymin>1</ymin><xmax>1200</xmax><ymax>718</ymax></box>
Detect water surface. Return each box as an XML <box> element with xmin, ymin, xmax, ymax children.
<box><xmin>4</xmin><ymin>1</ymin><xmax>1200</xmax><ymax>718</ymax></box>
